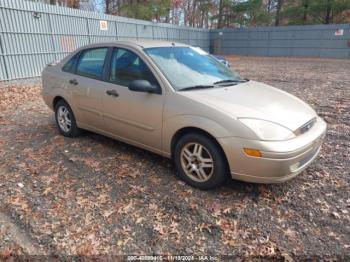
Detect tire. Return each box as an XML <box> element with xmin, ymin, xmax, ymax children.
<box><xmin>174</xmin><ymin>132</ymin><xmax>228</xmax><ymax>190</ymax></box>
<box><xmin>54</xmin><ymin>99</ymin><xmax>80</xmax><ymax>137</ymax></box>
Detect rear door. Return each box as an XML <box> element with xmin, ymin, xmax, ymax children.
<box><xmin>100</xmin><ymin>47</ymin><xmax>164</xmax><ymax>152</ymax></box>
<box><xmin>68</xmin><ymin>47</ymin><xmax>110</xmax><ymax>130</ymax></box>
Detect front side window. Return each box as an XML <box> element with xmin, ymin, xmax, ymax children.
<box><xmin>77</xmin><ymin>48</ymin><xmax>108</xmax><ymax>79</ymax></box>
<box><xmin>144</xmin><ymin>47</ymin><xmax>242</xmax><ymax>90</ymax></box>
<box><xmin>110</xmin><ymin>48</ymin><xmax>159</xmax><ymax>88</ymax></box>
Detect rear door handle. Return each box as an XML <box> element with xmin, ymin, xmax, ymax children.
<box><xmin>106</xmin><ymin>90</ymin><xmax>119</xmax><ymax>97</ymax></box>
<box><xmin>69</xmin><ymin>79</ymin><xmax>78</xmax><ymax>85</ymax></box>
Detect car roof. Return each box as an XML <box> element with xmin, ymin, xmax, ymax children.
<box><xmin>79</xmin><ymin>40</ymin><xmax>190</xmax><ymax>50</ymax></box>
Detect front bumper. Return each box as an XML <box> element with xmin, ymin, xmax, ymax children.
<box><xmin>218</xmin><ymin>117</ymin><xmax>327</xmax><ymax>183</ymax></box>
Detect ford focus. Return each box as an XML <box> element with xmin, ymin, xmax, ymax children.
<box><xmin>42</xmin><ymin>41</ymin><xmax>327</xmax><ymax>189</ymax></box>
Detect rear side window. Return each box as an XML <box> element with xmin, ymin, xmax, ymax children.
<box><xmin>76</xmin><ymin>48</ymin><xmax>108</xmax><ymax>79</ymax></box>
<box><xmin>62</xmin><ymin>54</ymin><xmax>79</xmax><ymax>73</ymax></box>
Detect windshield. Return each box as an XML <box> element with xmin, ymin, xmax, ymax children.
<box><xmin>144</xmin><ymin>47</ymin><xmax>242</xmax><ymax>91</ymax></box>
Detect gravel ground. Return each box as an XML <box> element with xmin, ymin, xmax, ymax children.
<box><xmin>0</xmin><ymin>56</ymin><xmax>349</xmax><ymax>260</ymax></box>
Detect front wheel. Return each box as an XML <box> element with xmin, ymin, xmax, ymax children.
<box><xmin>174</xmin><ymin>133</ymin><xmax>228</xmax><ymax>189</ymax></box>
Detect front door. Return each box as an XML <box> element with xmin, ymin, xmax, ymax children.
<box><xmin>101</xmin><ymin>47</ymin><xmax>164</xmax><ymax>152</ymax></box>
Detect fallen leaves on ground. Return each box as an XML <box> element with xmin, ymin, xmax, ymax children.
<box><xmin>0</xmin><ymin>57</ymin><xmax>349</xmax><ymax>258</ymax></box>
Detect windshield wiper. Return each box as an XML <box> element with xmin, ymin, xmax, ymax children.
<box><xmin>179</xmin><ymin>79</ymin><xmax>249</xmax><ymax>91</ymax></box>
<box><xmin>213</xmin><ymin>79</ymin><xmax>249</xmax><ymax>85</ymax></box>
<box><xmin>180</xmin><ymin>85</ymin><xmax>214</xmax><ymax>91</ymax></box>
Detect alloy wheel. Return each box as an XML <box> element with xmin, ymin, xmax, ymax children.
<box><xmin>57</xmin><ymin>105</ymin><xmax>72</xmax><ymax>133</ymax></box>
<box><xmin>180</xmin><ymin>142</ymin><xmax>214</xmax><ymax>182</ymax></box>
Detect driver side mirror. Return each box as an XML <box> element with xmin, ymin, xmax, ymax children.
<box><xmin>128</xmin><ymin>80</ymin><xmax>160</xmax><ymax>94</ymax></box>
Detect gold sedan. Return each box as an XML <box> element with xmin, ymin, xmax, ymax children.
<box><xmin>42</xmin><ymin>41</ymin><xmax>327</xmax><ymax>189</ymax></box>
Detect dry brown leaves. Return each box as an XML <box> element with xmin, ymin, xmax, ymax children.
<box><xmin>0</xmin><ymin>57</ymin><xmax>349</xmax><ymax>257</ymax></box>
<box><xmin>0</xmin><ymin>85</ymin><xmax>40</xmax><ymax>112</ymax></box>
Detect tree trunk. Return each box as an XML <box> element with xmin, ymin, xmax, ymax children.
<box><xmin>67</xmin><ymin>0</ymin><xmax>80</xmax><ymax>9</ymax></box>
<box><xmin>325</xmin><ymin>0</ymin><xmax>332</xmax><ymax>24</ymax></box>
<box><xmin>218</xmin><ymin>0</ymin><xmax>224</xmax><ymax>28</ymax></box>
<box><xmin>275</xmin><ymin>0</ymin><xmax>283</xmax><ymax>26</ymax></box>
<box><xmin>73</xmin><ymin>0</ymin><xmax>80</xmax><ymax>9</ymax></box>
<box><xmin>171</xmin><ymin>4</ymin><xmax>175</xmax><ymax>24</ymax></box>
<box><xmin>116</xmin><ymin>0</ymin><xmax>122</xmax><ymax>15</ymax></box>
<box><xmin>302</xmin><ymin>0</ymin><xmax>309</xmax><ymax>25</ymax></box>
<box><xmin>192</xmin><ymin>0</ymin><xmax>197</xmax><ymax>27</ymax></box>
<box><xmin>184</xmin><ymin>0</ymin><xmax>190</xmax><ymax>26</ymax></box>
<box><xmin>105</xmin><ymin>0</ymin><xmax>110</xmax><ymax>14</ymax></box>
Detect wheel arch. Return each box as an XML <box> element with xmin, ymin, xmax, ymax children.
<box><xmin>53</xmin><ymin>96</ymin><xmax>67</xmax><ymax>109</ymax></box>
<box><xmin>52</xmin><ymin>95</ymin><xmax>80</xmax><ymax>125</ymax></box>
<box><xmin>170</xmin><ymin>127</ymin><xmax>230</xmax><ymax>172</ymax></box>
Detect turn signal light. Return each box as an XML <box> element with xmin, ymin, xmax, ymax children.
<box><xmin>243</xmin><ymin>148</ymin><xmax>262</xmax><ymax>157</ymax></box>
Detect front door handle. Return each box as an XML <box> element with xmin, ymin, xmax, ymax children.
<box><xmin>106</xmin><ymin>90</ymin><xmax>119</xmax><ymax>97</ymax></box>
<box><xmin>69</xmin><ymin>79</ymin><xmax>78</xmax><ymax>85</ymax></box>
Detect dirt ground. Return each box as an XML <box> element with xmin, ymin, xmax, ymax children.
<box><xmin>0</xmin><ymin>56</ymin><xmax>349</xmax><ymax>260</ymax></box>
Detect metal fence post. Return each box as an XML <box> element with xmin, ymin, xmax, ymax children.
<box><xmin>47</xmin><ymin>13</ymin><xmax>57</xmax><ymax>61</ymax></box>
<box><xmin>115</xmin><ymin>21</ymin><xmax>118</xmax><ymax>40</ymax></box>
<box><xmin>0</xmin><ymin>33</ymin><xmax>9</xmax><ymax>81</ymax></box>
<box><xmin>267</xmin><ymin>30</ymin><xmax>271</xmax><ymax>56</ymax></box>
<box><xmin>86</xmin><ymin>18</ymin><xmax>91</xmax><ymax>44</ymax></box>
<box><xmin>0</xmin><ymin>9</ymin><xmax>9</xmax><ymax>81</ymax></box>
<box><xmin>136</xmin><ymin>23</ymin><xmax>139</xmax><ymax>40</ymax></box>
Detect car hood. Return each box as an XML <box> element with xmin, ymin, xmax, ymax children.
<box><xmin>180</xmin><ymin>80</ymin><xmax>316</xmax><ymax>131</ymax></box>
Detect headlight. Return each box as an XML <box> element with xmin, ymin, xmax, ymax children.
<box><xmin>239</xmin><ymin>118</ymin><xmax>295</xmax><ymax>141</ymax></box>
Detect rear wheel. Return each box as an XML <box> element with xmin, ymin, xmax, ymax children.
<box><xmin>174</xmin><ymin>133</ymin><xmax>228</xmax><ymax>189</ymax></box>
<box><xmin>54</xmin><ymin>100</ymin><xmax>80</xmax><ymax>137</ymax></box>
